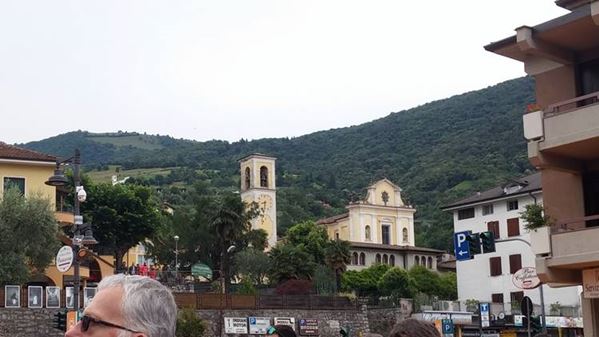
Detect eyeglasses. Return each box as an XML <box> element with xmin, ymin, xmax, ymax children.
<box><xmin>267</xmin><ymin>326</ymin><xmax>277</xmax><ymax>335</ymax></box>
<box><xmin>81</xmin><ymin>315</ymin><xmax>141</xmax><ymax>333</ymax></box>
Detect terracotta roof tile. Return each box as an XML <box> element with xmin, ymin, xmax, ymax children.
<box><xmin>0</xmin><ymin>142</ymin><xmax>56</xmax><ymax>162</ymax></box>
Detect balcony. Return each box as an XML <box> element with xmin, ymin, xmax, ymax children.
<box><xmin>54</xmin><ymin>203</ymin><xmax>74</xmax><ymax>226</ymax></box>
<box><xmin>524</xmin><ymin>92</ymin><xmax>599</xmax><ymax>164</ymax></box>
<box><xmin>534</xmin><ymin>214</ymin><xmax>599</xmax><ymax>285</ymax></box>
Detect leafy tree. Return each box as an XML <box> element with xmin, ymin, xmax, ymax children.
<box><xmin>233</xmin><ymin>248</ymin><xmax>270</xmax><ymax>285</ymax></box>
<box><xmin>268</xmin><ymin>244</ymin><xmax>316</xmax><ymax>283</ymax></box>
<box><xmin>324</xmin><ymin>239</ymin><xmax>351</xmax><ymax>291</ymax></box>
<box><xmin>341</xmin><ymin>264</ymin><xmax>390</xmax><ymax>296</ymax></box>
<box><xmin>285</xmin><ymin>221</ymin><xmax>329</xmax><ymax>264</ymax></box>
<box><xmin>82</xmin><ymin>183</ymin><xmax>161</xmax><ymax>266</ymax></box>
<box><xmin>0</xmin><ymin>189</ymin><xmax>60</xmax><ymax>285</ymax></box>
<box><xmin>409</xmin><ymin>265</ymin><xmax>441</xmax><ymax>296</ymax></box>
<box><xmin>437</xmin><ymin>272</ymin><xmax>458</xmax><ymax>300</ymax></box>
<box><xmin>314</xmin><ymin>265</ymin><xmax>337</xmax><ymax>295</ymax></box>
<box><xmin>378</xmin><ymin>267</ymin><xmax>416</xmax><ymax>299</ymax></box>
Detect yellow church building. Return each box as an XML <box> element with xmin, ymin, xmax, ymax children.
<box><xmin>317</xmin><ymin>179</ymin><xmax>445</xmax><ymax>271</ymax></box>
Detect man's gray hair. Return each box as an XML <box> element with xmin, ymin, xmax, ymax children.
<box><xmin>98</xmin><ymin>274</ymin><xmax>177</xmax><ymax>337</ymax></box>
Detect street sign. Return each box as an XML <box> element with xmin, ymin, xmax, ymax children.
<box><xmin>479</xmin><ymin>302</ymin><xmax>490</xmax><ymax>328</ymax></box>
<box><xmin>275</xmin><ymin>317</ymin><xmax>296</xmax><ymax>331</ymax></box>
<box><xmin>224</xmin><ymin>317</ymin><xmax>248</xmax><ymax>334</ymax></box>
<box><xmin>521</xmin><ymin>296</ymin><xmax>533</xmax><ymax>318</ymax></box>
<box><xmin>56</xmin><ymin>246</ymin><xmax>74</xmax><ymax>273</ymax></box>
<box><xmin>512</xmin><ymin>267</ymin><xmax>541</xmax><ymax>290</ymax></box>
<box><xmin>299</xmin><ymin>319</ymin><xmax>319</xmax><ymax>335</ymax></box>
<box><xmin>191</xmin><ymin>263</ymin><xmax>213</xmax><ymax>279</ymax></box>
<box><xmin>454</xmin><ymin>231</ymin><xmax>471</xmax><ymax>261</ymax></box>
<box><xmin>248</xmin><ymin>317</ymin><xmax>271</xmax><ymax>335</ymax></box>
<box><xmin>441</xmin><ymin>319</ymin><xmax>454</xmax><ymax>334</ymax></box>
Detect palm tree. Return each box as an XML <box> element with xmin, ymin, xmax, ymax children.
<box><xmin>324</xmin><ymin>239</ymin><xmax>351</xmax><ymax>292</ymax></box>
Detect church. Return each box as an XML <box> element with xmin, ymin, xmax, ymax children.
<box><xmin>239</xmin><ymin>153</ymin><xmax>447</xmax><ymax>272</ymax></box>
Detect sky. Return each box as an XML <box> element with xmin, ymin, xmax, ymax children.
<box><xmin>0</xmin><ymin>1</ymin><xmax>568</xmax><ymax>144</ymax></box>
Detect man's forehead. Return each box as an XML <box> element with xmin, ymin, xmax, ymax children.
<box><xmin>84</xmin><ymin>286</ymin><xmax>124</xmax><ymax>319</ymax></box>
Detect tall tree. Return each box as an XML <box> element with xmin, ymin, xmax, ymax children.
<box><xmin>324</xmin><ymin>239</ymin><xmax>351</xmax><ymax>292</ymax></box>
<box><xmin>0</xmin><ymin>189</ymin><xmax>60</xmax><ymax>285</ymax></box>
<box><xmin>82</xmin><ymin>183</ymin><xmax>161</xmax><ymax>266</ymax></box>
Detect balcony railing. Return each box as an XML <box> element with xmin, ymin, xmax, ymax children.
<box><xmin>545</xmin><ymin>91</ymin><xmax>599</xmax><ymax>117</ymax></box>
<box><xmin>553</xmin><ymin>213</ymin><xmax>599</xmax><ymax>232</ymax></box>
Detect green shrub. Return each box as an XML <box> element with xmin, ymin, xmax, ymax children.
<box><xmin>176</xmin><ymin>308</ymin><xmax>206</xmax><ymax>337</ymax></box>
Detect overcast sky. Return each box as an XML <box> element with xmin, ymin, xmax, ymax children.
<box><xmin>0</xmin><ymin>1</ymin><xmax>567</xmax><ymax>144</ymax></box>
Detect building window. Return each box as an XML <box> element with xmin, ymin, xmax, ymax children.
<box><xmin>509</xmin><ymin>254</ymin><xmax>522</xmax><ymax>274</ymax></box>
<box><xmin>402</xmin><ymin>228</ymin><xmax>408</xmax><ymax>243</ymax></box>
<box><xmin>390</xmin><ymin>255</ymin><xmax>395</xmax><ymax>266</ymax></box>
<box><xmin>510</xmin><ymin>291</ymin><xmax>524</xmax><ymax>307</ymax></box>
<box><xmin>427</xmin><ymin>257</ymin><xmax>433</xmax><ymax>269</ymax></box>
<box><xmin>507</xmin><ymin>218</ymin><xmax>520</xmax><ymax>237</ymax></box>
<box><xmin>383</xmin><ymin>254</ymin><xmax>388</xmax><ymax>264</ymax></box>
<box><xmin>244</xmin><ymin>167</ymin><xmax>251</xmax><ymax>190</ymax></box>
<box><xmin>421</xmin><ymin>256</ymin><xmax>426</xmax><ymax>266</ymax></box>
<box><xmin>482</xmin><ymin>204</ymin><xmax>494</xmax><ymax>215</ymax></box>
<box><xmin>415</xmin><ymin>256</ymin><xmax>420</xmax><ymax>266</ymax></box>
<box><xmin>458</xmin><ymin>208</ymin><xmax>475</xmax><ymax>220</ymax></box>
<box><xmin>381</xmin><ymin>225</ymin><xmax>390</xmax><ymax>245</ymax></box>
<box><xmin>376</xmin><ymin>254</ymin><xmax>381</xmax><ymax>264</ymax></box>
<box><xmin>352</xmin><ymin>252</ymin><xmax>359</xmax><ymax>265</ymax></box>
<box><xmin>359</xmin><ymin>253</ymin><xmax>366</xmax><ymax>265</ymax></box>
<box><xmin>507</xmin><ymin>200</ymin><xmax>519</xmax><ymax>211</ymax></box>
<box><xmin>365</xmin><ymin>225</ymin><xmax>371</xmax><ymax>241</ymax></box>
<box><xmin>487</xmin><ymin>221</ymin><xmax>500</xmax><ymax>239</ymax></box>
<box><xmin>490</xmin><ymin>257</ymin><xmax>502</xmax><ymax>276</ymax></box>
<box><xmin>3</xmin><ymin>177</ymin><xmax>25</xmax><ymax>195</ymax></box>
<box><xmin>260</xmin><ymin>166</ymin><xmax>268</xmax><ymax>188</ymax></box>
<box><xmin>335</xmin><ymin>231</ymin><xmax>340</xmax><ymax>240</ymax></box>
<box><xmin>492</xmin><ymin>293</ymin><xmax>504</xmax><ymax>304</ymax></box>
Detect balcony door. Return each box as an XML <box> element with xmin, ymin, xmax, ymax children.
<box><xmin>584</xmin><ymin>171</ymin><xmax>599</xmax><ymax>227</ymax></box>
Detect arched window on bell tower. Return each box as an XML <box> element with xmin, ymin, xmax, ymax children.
<box><xmin>260</xmin><ymin>166</ymin><xmax>268</xmax><ymax>188</ymax></box>
<box><xmin>245</xmin><ymin>167</ymin><xmax>251</xmax><ymax>190</ymax></box>
<box><xmin>402</xmin><ymin>228</ymin><xmax>408</xmax><ymax>243</ymax></box>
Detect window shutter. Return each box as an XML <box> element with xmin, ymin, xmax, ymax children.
<box><xmin>490</xmin><ymin>257</ymin><xmax>502</xmax><ymax>276</ymax></box>
<box><xmin>487</xmin><ymin>221</ymin><xmax>500</xmax><ymax>238</ymax></box>
<box><xmin>509</xmin><ymin>254</ymin><xmax>522</xmax><ymax>274</ymax></box>
<box><xmin>507</xmin><ymin>218</ymin><xmax>520</xmax><ymax>237</ymax></box>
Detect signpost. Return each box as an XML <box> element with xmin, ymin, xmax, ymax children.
<box><xmin>299</xmin><ymin>319</ymin><xmax>319</xmax><ymax>336</ymax></box>
<box><xmin>441</xmin><ymin>318</ymin><xmax>454</xmax><ymax>337</ymax></box>
<box><xmin>224</xmin><ymin>317</ymin><xmax>248</xmax><ymax>334</ymax></box>
<box><xmin>513</xmin><ymin>267</ymin><xmax>541</xmax><ymax>290</ymax></box>
<box><xmin>275</xmin><ymin>317</ymin><xmax>296</xmax><ymax>330</ymax></box>
<box><xmin>454</xmin><ymin>231</ymin><xmax>472</xmax><ymax>261</ymax></box>
<box><xmin>56</xmin><ymin>246</ymin><xmax>74</xmax><ymax>273</ymax></box>
<box><xmin>248</xmin><ymin>317</ymin><xmax>271</xmax><ymax>335</ymax></box>
<box><xmin>479</xmin><ymin>302</ymin><xmax>490</xmax><ymax>328</ymax></box>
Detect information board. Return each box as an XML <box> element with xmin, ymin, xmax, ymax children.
<box><xmin>225</xmin><ymin>317</ymin><xmax>248</xmax><ymax>334</ymax></box>
<box><xmin>248</xmin><ymin>317</ymin><xmax>271</xmax><ymax>335</ymax></box>
<box><xmin>299</xmin><ymin>319</ymin><xmax>319</xmax><ymax>336</ymax></box>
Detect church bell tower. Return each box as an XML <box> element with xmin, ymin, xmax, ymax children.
<box><xmin>239</xmin><ymin>154</ymin><xmax>277</xmax><ymax>248</ymax></box>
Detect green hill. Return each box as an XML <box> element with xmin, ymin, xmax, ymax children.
<box><xmin>22</xmin><ymin>76</ymin><xmax>535</xmax><ymax>251</ymax></box>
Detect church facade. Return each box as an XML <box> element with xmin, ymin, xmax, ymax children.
<box><xmin>317</xmin><ymin>179</ymin><xmax>445</xmax><ymax>271</ymax></box>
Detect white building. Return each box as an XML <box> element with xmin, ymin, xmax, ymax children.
<box><xmin>442</xmin><ymin>173</ymin><xmax>581</xmax><ymax>316</ymax></box>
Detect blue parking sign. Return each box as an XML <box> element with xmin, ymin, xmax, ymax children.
<box><xmin>454</xmin><ymin>231</ymin><xmax>471</xmax><ymax>261</ymax></box>
<box><xmin>442</xmin><ymin>319</ymin><xmax>454</xmax><ymax>334</ymax></box>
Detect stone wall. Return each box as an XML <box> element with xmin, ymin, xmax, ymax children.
<box><xmin>0</xmin><ymin>305</ymin><xmax>402</xmax><ymax>337</ymax></box>
<box><xmin>195</xmin><ymin>306</ymin><xmax>370</xmax><ymax>337</ymax></box>
<box><xmin>0</xmin><ymin>308</ymin><xmax>63</xmax><ymax>337</ymax></box>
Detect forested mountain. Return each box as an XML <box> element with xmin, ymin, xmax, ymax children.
<box><xmin>23</xmin><ymin>76</ymin><xmax>536</xmax><ymax>252</ymax></box>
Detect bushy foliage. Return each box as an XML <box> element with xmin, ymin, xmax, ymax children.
<box><xmin>342</xmin><ymin>264</ymin><xmax>390</xmax><ymax>296</ymax></box>
<box><xmin>378</xmin><ymin>267</ymin><xmax>416</xmax><ymax>299</ymax></box>
<box><xmin>408</xmin><ymin>266</ymin><xmax>457</xmax><ymax>300</ymax></box>
<box><xmin>275</xmin><ymin>279</ymin><xmax>314</xmax><ymax>295</ymax></box>
<box><xmin>233</xmin><ymin>248</ymin><xmax>270</xmax><ymax>285</ymax></box>
<box><xmin>176</xmin><ymin>308</ymin><xmax>206</xmax><ymax>337</ymax></box>
<box><xmin>0</xmin><ymin>189</ymin><xmax>60</xmax><ymax>285</ymax></box>
<box><xmin>268</xmin><ymin>244</ymin><xmax>316</xmax><ymax>283</ymax></box>
<box><xmin>314</xmin><ymin>265</ymin><xmax>337</xmax><ymax>295</ymax></box>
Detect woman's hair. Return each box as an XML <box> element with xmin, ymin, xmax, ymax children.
<box><xmin>389</xmin><ymin>319</ymin><xmax>441</xmax><ymax>337</ymax></box>
<box><xmin>273</xmin><ymin>324</ymin><xmax>297</xmax><ymax>337</ymax></box>
<box><xmin>98</xmin><ymin>274</ymin><xmax>177</xmax><ymax>337</ymax></box>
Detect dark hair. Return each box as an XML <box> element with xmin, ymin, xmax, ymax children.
<box><xmin>389</xmin><ymin>319</ymin><xmax>441</xmax><ymax>337</ymax></box>
<box><xmin>273</xmin><ymin>325</ymin><xmax>297</xmax><ymax>337</ymax></box>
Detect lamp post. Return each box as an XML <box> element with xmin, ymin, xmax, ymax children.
<box><xmin>46</xmin><ymin>149</ymin><xmax>97</xmax><ymax>312</ymax></box>
<box><xmin>174</xmin><ymin>235</ymin><xmax>179</xmax><ymax>281</ymax></box>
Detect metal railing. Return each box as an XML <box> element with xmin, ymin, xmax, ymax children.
<box><xmin>545</xmin><ymin>90</ymin><xmax>599</xmax><ymax>117</ymax></box>
<box><xmin>552</xmin><ymin>213</ymin><xmax>599</xmax><ymax>232</ymax></box>
<box><xmin>173</xmin><ymin>293</ymin><xmax>356</xmax><ymax>310</ymax></box>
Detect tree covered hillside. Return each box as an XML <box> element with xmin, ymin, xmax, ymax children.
<box><xmin>23</xmin><ymin>77</ymin><xmax>536</xmax><ymax>251</ymax></box>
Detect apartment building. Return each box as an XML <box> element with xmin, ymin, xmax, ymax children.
<box><xmin>443</xmin><ymin>173</ymin><xmax>581</xmax><ymax>319</ymax></box>
<box><xmin>486</xmin><ymin>1</ymin><xmax>599</xmax><ymax>336</ymax></box>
